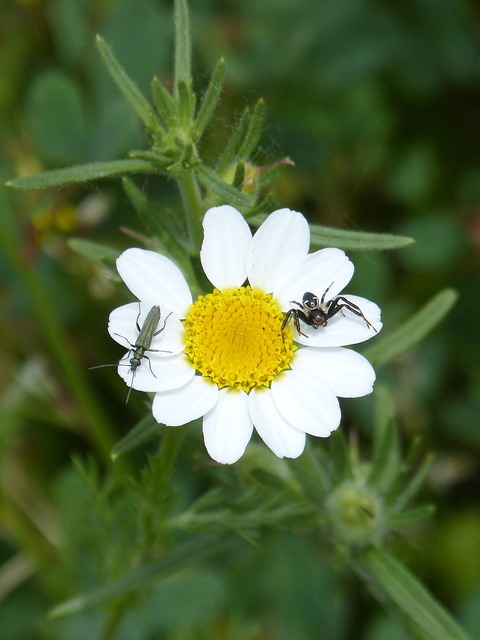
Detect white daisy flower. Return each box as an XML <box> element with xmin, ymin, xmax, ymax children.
<box><xmin>108</xmin><ymin>206</ymin><xmax>382</xmax><ymax>464</ymax></box>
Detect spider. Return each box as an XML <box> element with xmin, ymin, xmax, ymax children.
<box><xmin>281</xmin><ymin>283</ymin><xmax>377</xmax><ymax>338</ymax></box>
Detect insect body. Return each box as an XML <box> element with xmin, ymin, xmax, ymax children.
<box><xmin>282</xmin><ymin>283</ymin><xmax>376</xmax><ymax>338</ymax></box>
<box><xmin>91</xmin><ymin>304</ymin><xmax>172</xmax><ymax>402</ymax></box>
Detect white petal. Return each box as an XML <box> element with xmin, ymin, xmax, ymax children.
<box><xmin>249</xmin><ymin>388</ymin><xmax>306</xmax><ymax>458</ymax></box>
<box><xmin>276</xmin><ymin>248</ymin><xmax>354</xmax><ymax>307</ymax></box>
<box><xmin>291</xmin><ymin>296</ymin><xmax>382</xmax><ymax>347</ymax></box>
<box><xmin>152</xmin><ymin>376</ymin><xmax>218</xmax><ymax>426</ymax></box>
<box><xmin>108</xmin><ymin>303</ymin><xmax>184</xmax><ymax>355</ymax></box>
<box><xmin>117</xmin><ymin>353</ymin><xmax>195</xmax><ymax>393</ymax></box>
<box><xmin>116</xmin><ymin>248</ymin><xmax>192</xmax><ymax>316</ymax></box>
<box><xmin>203</xmin><ymin>389</ymin><xmax>253</xmax><ymax>464</ymax></box>
<box><xmin>200</xmin><ymin>205</ymin><xmax>252</xmax><ymax>288</ymax></box>
<box><xmin>271</xmin><ymin>370</ymin><xmax>341</xmax><ymax>437</ymax></box>
<box><xmin>247</xmin><ymin>209</ymin><xmax>310</xmax><ymax>292</ymax></box>
<box><xmin>291</xmin><ymin>347</ymin><xmax>375</xmax><ymax>398</ymax></box>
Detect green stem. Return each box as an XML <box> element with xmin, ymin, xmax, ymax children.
<box><xmin>175</xmin><ymin>171</ymin><xmax>204</xmax><ymax>252</ymax></box>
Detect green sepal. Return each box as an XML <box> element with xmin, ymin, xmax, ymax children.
<box><xmin>95</xmin><ymin>35</ymin><xmax>156</xmax><ymax>131</ymax></box>
<box><xmin>194</xmin><ymin>58</ymin><xmax>226</xmax><ymax>139</ymax></box>
<box><xmin>362</xmin><ymin>548</ymin><xmax>471</xmax><ymax>640</ymax></box>
<box><xmin>7</xmin><ymin>159</ymin><xmax>159</xmax><ymax>190</ymax></box>
<box><xmin>363</xmin><ymin>288</ymin><xmax>458</xmax><ymax>368</ymax></box>
<box><xmin>111</xmin><ymin>415</ymin><xmax>161</xmax><ymax>460</ymax></box>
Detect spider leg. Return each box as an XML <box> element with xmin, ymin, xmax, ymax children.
<box><xmin>328</xmin><ymin>297</ymin><xmax>377</xmax><ymax>331</ymax></box>
<box><xmin>321</xmin><ymin>282</ymin><xmax>334</xmax><ymax>304</ymax></box>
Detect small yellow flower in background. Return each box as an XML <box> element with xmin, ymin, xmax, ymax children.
<box><xmin>108</xmin><ymin>206</ymin><xmax>382</xmax><ymax>464</ymax></box>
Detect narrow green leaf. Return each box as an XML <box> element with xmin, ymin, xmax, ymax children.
<box><xmin>247</xmin><ymin>217</ymin><xmax>414</xmax><ymax>252</ymax></box>
<box><xmin>111</xmin><ymin>415</ymin><xmax>161</xmax><ymax>460</ymax></box>
<box><xmin>195</xmin><ymin>58</ymin><xmax>225</xmax><ymax>139</ymax></box>
<box><xmin>95</xmin><ymin>35</ymin><xmax>155</xmax><ymax>129</ymax></box>
<box><xmin>216</xmin><ymin>107</ymin><xmax>250</xmax><ymax>173</ymax></box>
<box><xmin>173</xmin><ymin>0</ymin><xmax>191</xmax><ymax>99</ymax></box>
<box><xmin>177</xmin><ymin>79</ymin><xmax>195</xmax><ymax>128</ymax></box>
<box><xmin>309</xmin><ymin>224</ymin><xmax>415</xmax><ymax>251</ymax></box>
<box><xmin>329</xmin><ymin>430</ymin><xmax>352</xmax><ymax>483</ymax></box>
<box><xmin>385</xmin><ymin>505</ymin><xmax>435</xmax><ymax>528</ymax></box>
<box><xmin>49</xmin><ymin>534</ymin><xmax>228</xmax><ymax>618</ymax></box>
<box><xmin>238</xmin><ymin>99</ymin><xmax>265</xmax><ymax>160</ymax></box>
<box><xmin>151</xmin><ymin>76</ymin><xmax>178</xmax><ymax>127</ymax></box>
<box><xmin>195</xmin><ymin>164</ymin><xmax>253</xmax><ymax>208</ymax></box>
<box><xmin>254</xmin><ymin>158</ymin><xmax>295</xmax><ymax>192</ymax></box>
<box><xmin>7</xmin><ymin>159</ymin><xmax>159</xmax><ymax>189</ymax></box>
<box><xmin>363</xmin><ymin>289</ymin><xmax>458</xmax><ymax>368</ymax></box>
<box><xmin>232</xmin><ymin>162</ymin><xmax>245</xmax><ymax>190</ymax></box>
<box><xmin>68</xmin><ymin>238</ymin><xmax>119</xmax><ymax>266</ymax></box>
<box><xmin>122</xmin><ymin>177</ymin><xmax>189</xmax><ymax>252</ymax></box>
<box><xmin>363</xmin><ymin>548</ymin><xmax>470</xmax><ymax>640</ymax></box>
<box><xmin>368</xmin><ymin>385</ymin><xmax>401</xmax><ymax>491</ymax></box>
<box><xmin>393</xmin><ymin>453</ymin><xmax>435</xmax><ymax>512</ymax></box>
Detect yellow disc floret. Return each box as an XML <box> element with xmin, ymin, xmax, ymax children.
<box><xmin>183</xmin><ymin>286</ymin><xmax>296</xmax><ymax>392</ymax></box>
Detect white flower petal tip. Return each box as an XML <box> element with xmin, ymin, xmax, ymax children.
<box><xmin>246</xmin><ymin>209</ymin><xmax>310</xmax><ymax>292</ymax></box>
<box><xmin>249</xmin><ymin>389</ymin><xmax>306</xmax><ymax>459</ymax></box>
<box><xmin>203</xmin><ymin>390</ymin><xmax>253</xmax><ymax>464</ymax></box>
<box><xmin>200</xmin><ymin>206</ymin><xmax>252</xmax><ymax>289</ymax></box>
<box><xmin>291</xmin><ymin>348</ymin><xmax>376</xmax><ymax>398</ymax></box>
<box><xmin>116</xmin><ymin>248</ymin><xmax>192</xmax><ymax>315</ymax></box>
<box><xmin>117</xmin><ymin>353</ymin><xmax>195</xmax><ymax>393</ymax></box>
<box><xmin>152</xmin><ymin>376</ymin><xmax>218</xmax><ymax>427</ymax></box>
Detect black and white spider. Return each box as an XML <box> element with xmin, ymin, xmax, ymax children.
<box><xmin>281</xmin><ymin>283</ymin><xmax>377</xmax><ymax>338</ymax></box>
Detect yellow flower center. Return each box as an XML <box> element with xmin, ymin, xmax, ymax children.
<box><xmin>183</xmin><ymin>286</ymin><xmax>296</xmax><ymax>392</ymax></box>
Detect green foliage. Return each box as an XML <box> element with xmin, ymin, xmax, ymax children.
<box><xmin>1</xmin><ymin>0</ymin><xmax>479</xmax><ymax>638</ymax></box>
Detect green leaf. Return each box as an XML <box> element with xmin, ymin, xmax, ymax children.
<box><xmin>363</xmin><ymin>548</ymin><xmax>471</xmax><ymax>640</ymax></box>
<box><xmin>238</xmin><ymin>99</ymin><xmax>266</xmax><ymax>160</ymax></box>
<box><xmin>385</xmin><ymin>505</ymin><xmax>435</xmax><ymax>528</ymax></box>
<box><xmin>68</xmin><ymin>238</ymin><xmax>119</xmax><ymax>266</ymax></box>
<box><xmin>309</xmin><ymin>224</ymin><xmax>415</xmax><ymax>251</ymax></box>
<box><xmin>96</xmin><ymin>35</ymin><xmax>155</xmax><ymax>130</ymax></box>
<box><xmin>368</xmin><ymin>385</ymin><xmax>400</xmax><ymax>492</ymax></box>
<box><xmin>329</xmin><ymin>430</ymin><xmax>352</xmax><ymax>483</ymax></box>
<box><xmin>173</xmin><ymin>0</ymin><xmax>191</xmax><ymax>99</ymax></box>
<box><xmin>177</xmin><ymin>79</ymin><xmax>195</xmax><ymax>128</ymax></box>
<box><xmin>151</xmin><ymin>76</ymin><xmax>178</xmax><ymax>128</ymax></box>
<box><xmin>393</xmin><ymin>453</ymin><xmax>435</xmax><ymax>512</ymax></box>
<box><xmin>49</xmin><ymin>533</ymin><xmax>229</xmax><ymax>618</ymax></box>
<box><xmin>7</xmin><ymin>159</ymin><xmax>159</xmax><ymax>189</ymax></box>
<box><xmin>216</xmin><ymin>107</ymin><xmax>250</xmax><ymax>173</ymax></box>
<box><xmin>194</xmin><ymin>164</ymin><xmax>253</xmax><ymax>208</ymax></box>
<box><xmin>363</xmin><ymin>288</ymin><xmax>458</xmax><ymax>368</ymax></box>
<box><xmin>195</xmin><ymin>58</ymin><xmax>225</xmax><ymax>139</ymax></box>
<box><xmin>111</xmin><ymin>415</ymin><xmax>161</xmax><ymax>460</ymax></box>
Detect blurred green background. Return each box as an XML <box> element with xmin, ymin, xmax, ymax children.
<box><xmin>1</xmin><ymin>0</ymin><xmax>480</xmax><ymax>638</ymax></box>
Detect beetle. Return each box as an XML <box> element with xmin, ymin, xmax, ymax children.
<box><xmin>91</xmin><ymin>304</ymin><xmax>172</xmax><ymax>402</ymax></box>
<box><xmin>281</xmin><ymin>283</ymin><xmax>377</xmax><ymax>338</ymax></box>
